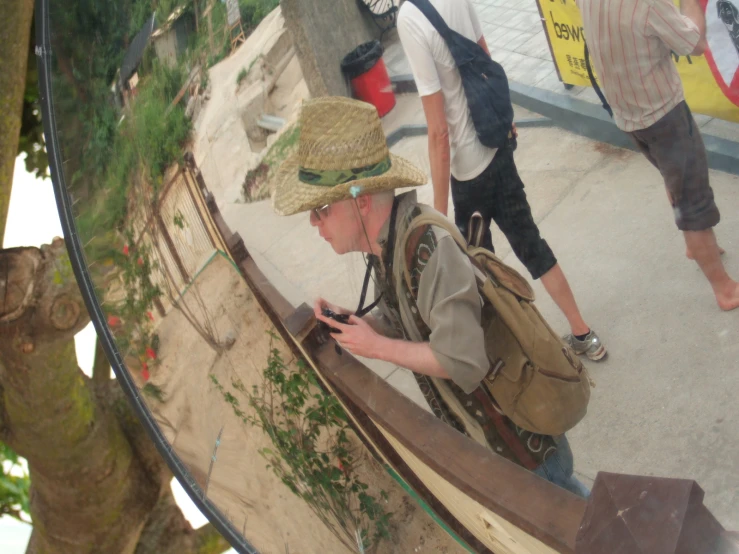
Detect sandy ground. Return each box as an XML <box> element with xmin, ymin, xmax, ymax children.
<box><xmin>143</xmin><ymin>253</ymin><xmax>465</xmax><ymax>554</ymax></box>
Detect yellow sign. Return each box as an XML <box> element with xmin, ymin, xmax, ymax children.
<box><xmin>537</xmin><ymin>0</ymin><xmax>739</xmax><ymax>123</ymax></box>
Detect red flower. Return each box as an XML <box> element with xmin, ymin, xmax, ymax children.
<box><xmin>141</xmin><ymin>365</ymin><xmax>150</xmax><ymax>382</ymax></box>
<box><xmin>145</xmin><ymin>347</ymin><xmax>157</xmax><ymax>360</ymax></box>
<box><xmin>123</xmin><ymin>245</ymin><xmax>129</xmax><ymax>256</ymax></box>
<box><xmin>146</xmin><ymin>311</ymin><xmax>154</xmax><ymax>321</ymax></box>
<box><xmin>107</xmin><ymin>315</ymin><xmax>121</xmax><ymax>327</ymax></box>
<box><xmin>137</xmin><ymin>257</ymin><xmax>144</xmax><ymax>266</ymax></box>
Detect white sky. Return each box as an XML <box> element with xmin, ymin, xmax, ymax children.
<box><xmin>1</xmin><ymin>155</ymin><xmax>228</xmax><ymax>552</ymax></box>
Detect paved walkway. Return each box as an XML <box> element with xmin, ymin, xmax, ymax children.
<box><xmin>382</xmin><ymin>0</ymin><xmax>739</xmax><ymax>141</ymax></box>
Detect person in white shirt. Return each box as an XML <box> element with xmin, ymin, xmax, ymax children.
<box><xmin>397</xmin><ymin>0</ymin><xmax>608</xmax><ymax>360</ymax></box>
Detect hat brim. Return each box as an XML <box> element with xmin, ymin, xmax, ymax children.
<box><xmin>271</xmin><ymin>152</ymin><xmax>427</xmax><ymax>216</ymax></box>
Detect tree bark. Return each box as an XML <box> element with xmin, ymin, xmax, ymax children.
<box><xmin>92</xmin><ymin>336</ymin><xmax>112</xmax><ymax>384</ymax></box>
<box><xmin>0</xmin><ymin>240</ymin><xmax>230</xmax><ymax>554</ymax></box>
<box><xmin>0</xmin><ymin>0</ymin><xmax>35</xmax><ymax>245</ymax></box>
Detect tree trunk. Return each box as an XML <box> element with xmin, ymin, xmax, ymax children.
<box><xmin>0</xmin><ymin>0</ymin><xmax>35</xmax><ymax>245</ymax></box>
<box><xmin>92</xmin><ymin>336</ymin><xmax>112</xmax><ymax>384</ymax></box>
<box><xmin>0</xmin><ymin>240</ymin><xmax>230</xmax><ymax>554</ymax></box>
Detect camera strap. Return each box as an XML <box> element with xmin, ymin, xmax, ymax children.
<box><xmin>354</xmin><ymin>194</ymin><xmax>402</xmax><ymax>317</ymax></box>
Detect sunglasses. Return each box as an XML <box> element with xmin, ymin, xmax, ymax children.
<box><xmin>312</xmin><ymin>204</ymin><xmax>331</xmax><ymax>221</ymax></box>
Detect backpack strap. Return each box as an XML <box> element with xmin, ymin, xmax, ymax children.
<box><xmin>397</xmin><ymin>210</ymin><xmax>482</xmax><ymax>295</ymax></box>
<box><xmin>354</xmin><ymin>195</ymin><xmax>403</xmax><ymax>319</ymax></box>
<box><xmin>397</xmin><ymin>209</ymin><xmax>535</xmax><ymax>303</ymax></box>
<box><xmin>406</xmin><ymin>0</ymin><xmax>454</xmax><ymax>41</ymax></box>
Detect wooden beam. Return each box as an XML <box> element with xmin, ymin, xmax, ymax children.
<box><xmin>164</xmin><ymin>65</ymin><xmax>201</xmax><ymax>116</ymax></box>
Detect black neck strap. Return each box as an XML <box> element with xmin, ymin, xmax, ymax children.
<box><xmin>355</xmin><ymin>195</ymin><xmax>402</xmax><ymax>317</ymax></box>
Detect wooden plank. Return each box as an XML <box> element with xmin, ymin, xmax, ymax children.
<box><xmin>381</xmin><ymin>423</ymin><xmax>560</xmax><ymax>554</ymax></box>
<box><xmin>165</xmin><ymin>66</ymin><xmax>201</xmax><ymax>116</ymax></box>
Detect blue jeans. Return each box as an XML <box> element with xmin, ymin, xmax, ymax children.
<box><xmin>533</xmin><ymin>435</ymin><xmax>590</xmax><ymax>499</ymax></box>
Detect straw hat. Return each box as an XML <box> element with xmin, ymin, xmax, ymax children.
<box><xmin>271</xmin><ymin>96</ymin><xmax>427</xmax><ymax>216</ymax></box>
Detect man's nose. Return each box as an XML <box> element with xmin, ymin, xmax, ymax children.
<box><xmin>309</xmin><ymin>210</ymin><xmax>320</xmax><ymax>226</ymax></box>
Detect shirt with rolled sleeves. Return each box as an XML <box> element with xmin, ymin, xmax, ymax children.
<box><xmin>577</xmin><ymin>0</ymin><xmax>701</xmax><ymax>132</ymax></box>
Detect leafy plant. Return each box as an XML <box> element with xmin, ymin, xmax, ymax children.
<box><xmin>0</xmin><ymin>443</ymin><xmax>30</xmax><ymax>522</ymax></box>
<box><xmin>211</xmin><ymin>333</ymin><xmax>393</xmax><ymax>552</ymax></box>
<box><xmin>236</xmin><ymin>67</ymin><xmax>248</xmax><ymax>86</ymax></box>
<box><xmin>106</xmin><ymin>232</ymin><xmax>163</xmax><ymax>384</ymax></box>
<box><xmin>173</xmin><ymin>210</ymin><xmax>186</xmax><ymax>229</ymax></box>
<box><xmin>242</xmin><ymin>123</ymin><xmax>300</xmax><ymax>202</ymax></box>
<box><xmin>238</xmin><ymin>0</ymin><xmax>280</xmax><ymax>29</ymax></box>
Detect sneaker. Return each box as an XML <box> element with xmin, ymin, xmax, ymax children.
<box><xmin>563</xmin><ymin>330</ymin><xmax>607</xmax><ymax>361</ymax></box>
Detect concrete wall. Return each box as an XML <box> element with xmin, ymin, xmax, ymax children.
<box><xmin>280</xmin><ymin>0</ymin><xmax>381</xmax><ymax>97</ymax></box>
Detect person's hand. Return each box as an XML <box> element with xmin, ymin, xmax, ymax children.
<box><xmin>314</xmin><ymin>314</ymin><xmax>386</xmax><ymax>360</ymax></box>
<box><xmin>511</xmin><ymin>122</ymin><xmax>518</xmax><ymax>138</ymax></box>
<box><xmin>313</xmin><ymin>298</ymin><xmax>351</xmax><ymax>319</ymax></box>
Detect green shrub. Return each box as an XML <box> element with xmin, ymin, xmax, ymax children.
<box><xmin>236</xmin><ymin>67</ymin><xmax>248</xmax><ymax>85</ymax></box>
<box><xmin>238</xmin><ymin>0</ymin><xmax>280</xmax><ymax>29</ymax></box>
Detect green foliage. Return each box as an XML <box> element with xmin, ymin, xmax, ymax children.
<box><xmin>18</xmin><ymin>17</ymin><xmax>47</xmax><ymax>179</ymax></box>
<box><xmin>264</xmin><ymin>123</ymin><xmax>300</xmax><ymax>167</ymax></box>
<box><xmin>0</xmin><ymin>443</ymin><xmax>30</xmax><ymax>522</ymax></box>
<box><xmin>238</xmin><ymin>0</ymin><xmax>280</xmax><ymax>29</ymax></box>
<box><xmin>211</xmin><ymin>333</ymin><xmax>393</xmax><ymax>552</ymax></box>
<box><xmin>76</xmin><ymin>60</ymin><xmax>191</xmax><ymax>248</ymax></box>
<box><xmin>106</xmin><ymin>232</ymin><xmax>163</xmax><ymax>383</ymax></box>
<box><xmin>242</xmin><ymin>123</ymin><xmax>300</xmax><ymax>202</ymax></box>
<box><xmin>236</xmin><ymin>67</ymin><xmax>248</xmax><ymax>86</ymax></box>
<box><xmin>173</xmin><ymin>210</ymin><xmax>186</xmax><ymax>229</ymax></box>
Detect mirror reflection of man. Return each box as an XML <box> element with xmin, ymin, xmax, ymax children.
<box><xmin>395</xmin><ymin>0</ymin><xmax>607</xmax><ymax>361</ymax></box>
<box><xmin>578</xmin><ymin>0</ymin><xmax>739</xmax><ymax>311</ymax></box>
<box><xmin>271</xmin><ymin>96</ymin><xmax>590</xmax><ymax>498</ymax></box>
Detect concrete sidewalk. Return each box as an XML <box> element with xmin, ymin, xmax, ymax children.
<box><xmin>381</xmin><ymin>0</ymin><xmax>739</xmax><ymax>141</ymax></box>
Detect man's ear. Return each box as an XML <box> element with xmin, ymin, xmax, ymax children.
<box><xmin>355</xmin><ymin>195</ymin><xmax>372</xmax><ymax>216</ymax></box>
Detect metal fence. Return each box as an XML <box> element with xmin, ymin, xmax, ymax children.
<box><xmin>134</xmin><ymin>155</ymin><xmax>230</xmax><ymax>316</ymax></box>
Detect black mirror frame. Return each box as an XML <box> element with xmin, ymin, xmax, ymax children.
<box><xmin>33</xmin><ymin>1</ymin><xmax>259</xmax><ymax>551</ymax></box>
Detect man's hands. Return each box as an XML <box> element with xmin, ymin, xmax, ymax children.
<box><xmin>313</xmin><ymin>298</ymin><xmax>350</xmax><ymax>318</ymax></box>
<box><xmin>314</xmin><ymin>297</ymin><xmax>386</xmax><ymax>358</ymax></box>
<box><xmin>313</xmin><ymin>298</ymin><xmax>451</xmax><ymax>380</ymax></box>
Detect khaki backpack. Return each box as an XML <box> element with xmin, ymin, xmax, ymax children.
<box><xmin>398</xmin><ymin>209</ymin><xmax>594</xmax><ymax>437</ymax></box>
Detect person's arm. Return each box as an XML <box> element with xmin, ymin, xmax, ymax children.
<box><xmin>415</xmin><ymin>235</ymin><xmax>489</xmax><ymax>393</ymax></box>
<box><xmin>680</xmin><ymin>0</ymin><xmax>707</xmax><ymax>55</ymax></box>
<box><xmin>314</xmin><ymin>313</ymin><xmax>452</xmax><ymax>378</ymax></box>
<box><xmin>648</xmin><ymin>0</ymin><xmax>705</xmax><ymax>56</ymax></box>
<box><xmin>420</xmin><ymin>92</ymin><xmax>451</xmax><ymax>215</ymax></box>
<box><xmin>313</xmin><ymin>297</ymin><xmax>388</xmax><ymax>335</ymax></box>
<box><xmin>314</xmin><ymin>236</ymin><xmax>489</xmax><ymax>392</ymax></box>
<box><xmin>477</xmin><ymin>34</ymin><xmax>491</xmax><ymax>56</ymax></box>
<box><xmin>397</xmin><ymin>9</ymin><xmax>451</xmax><ymax>214</ymax></box>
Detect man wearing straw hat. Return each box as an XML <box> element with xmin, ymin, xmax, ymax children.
<box><xmin>272</xmin><ymin>96</ymin><xmax>590</xmax><ymax>498</ymax></box>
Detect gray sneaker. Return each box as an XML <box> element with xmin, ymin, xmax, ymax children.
<box><xmin>563</xmin><ymin>330</ymin><xmax>607</xmax><ymax>361</ymax></box>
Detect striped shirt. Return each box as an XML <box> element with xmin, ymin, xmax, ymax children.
<box><xmin>577</xmin><ymin>0</ymin><xmax>701</xmax><ymax>132</ymax></box>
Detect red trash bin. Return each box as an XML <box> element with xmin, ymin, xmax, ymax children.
<box><xmin>341</xmin><ymin>41</ymin><xmax>396</xmax><ymax>117</ymax></box>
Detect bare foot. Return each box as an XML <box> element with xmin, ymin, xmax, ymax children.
<box><xmin>716</xmin><ymin>282</ymin><xmax>739</xmax><ymax>311</ymax></box>
<box><xmin>687</xmin><ymin>246</ymin><xmax>725</xmax><ymax>260</ymax></box>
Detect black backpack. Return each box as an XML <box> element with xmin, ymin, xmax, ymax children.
<box><xmin>407</xmin><ymin>0</ymin><xmax>514</xmax><ymax>149</ymax></box>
